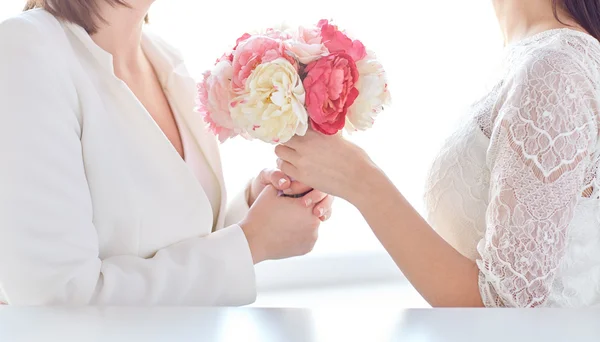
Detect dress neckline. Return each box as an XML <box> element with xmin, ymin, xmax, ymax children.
<box><xmin>507</xmin><ymin>28</ymin><xmax>597</xmax><ymax>48</ymax></box>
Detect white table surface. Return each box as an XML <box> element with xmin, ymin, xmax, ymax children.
<box><xmin>0</xmin><ymin>307</ymin><xmax>599</xmax><ymax>342</ymax></box>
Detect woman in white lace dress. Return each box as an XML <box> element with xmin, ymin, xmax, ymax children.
<box><xmin>275</xmin><ymin>0</ymin><xmax>600</xmax><ymax>307</ymax></box>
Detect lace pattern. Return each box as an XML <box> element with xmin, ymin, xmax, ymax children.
<box><xmin>425</xmin><ymin>29</ymin><xmax>600</xmax><ymax>307</ymax></box>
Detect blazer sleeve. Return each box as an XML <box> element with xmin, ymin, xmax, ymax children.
<box><xmin>0</xmin><ymin>16</ymin><xmax>256</xmax><ymax>306</ymax></box>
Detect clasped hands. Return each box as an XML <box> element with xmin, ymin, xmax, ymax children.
<box><xmin>239</xmin><ymin>168</ymin><xmax>333</xmax><ymax>264</ymax></box>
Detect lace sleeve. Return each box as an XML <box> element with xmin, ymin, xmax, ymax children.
<box><xmin>477</xmin><ymin>51</ymin><xmax>599</xmax><ymax>307</ymax></box>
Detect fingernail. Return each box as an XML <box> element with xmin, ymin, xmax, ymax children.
<box><xmin>305</xmin><ymin>198</ymin><xmax>313</xmax><ymax>207</ymax></box>
<box><xmin>278</xmin><ymin>178</ymin><xmax>287</xmax><ymax>186</ymax></box>
<box><xmin>318</xmin><ymin>208</ymin><xmax>324</xmax><ymax>217</ymax></box>
<box><xmin>283</xmin><ymin>188</ymin><xmax>293</xmax><ymax>194</ymax></box>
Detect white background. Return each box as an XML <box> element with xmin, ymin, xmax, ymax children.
<box><xmin>0</xmin><ymin>0</ymin><xmax>503</xmax><ymax>307</ymax></box>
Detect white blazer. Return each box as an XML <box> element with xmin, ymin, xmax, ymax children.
<box><xmin>0</xmin><ymin>9</ymin><xmax>256</xmax><ymax>305</ymax></box>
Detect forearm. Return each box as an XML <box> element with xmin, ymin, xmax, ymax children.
<box><xmin>351</xmin><ymin>167</ymin><xmax>484</xmax><ymax>307</ymax></box>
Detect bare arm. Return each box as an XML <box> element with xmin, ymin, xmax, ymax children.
<box><xmin>353</xmin><ymin>168</ymin><xmax>484</xmax><ymax>307</ymax></box>
<box><xmin>276</xmin><ymin>51</ymin><xmax>598</xmax><ymax>307</ymax></box>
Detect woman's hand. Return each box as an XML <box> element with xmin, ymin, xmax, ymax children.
<box><xmin>274</xmin><ymin>130</ymin><xmax>378</xmax><ymax>202</ymax></box>
<box><xmin>240</xmin><ymin>185</ymin><xmax>323</xmax><ymax>264</ymax></box>
<box><xmin>249</xmin><ymin>168</ymin><xmax>334</xmax><ymax>221</ymax></box>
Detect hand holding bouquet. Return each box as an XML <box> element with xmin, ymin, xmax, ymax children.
<box><xmin>197</xmin><ymin>19</ymin><xmax>391</xmax><ymax>144</ymax></box>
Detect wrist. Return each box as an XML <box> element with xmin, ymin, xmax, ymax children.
<box><xmin>348</xmin><ymin>162</ymin><xmax>391</xmax><ymax>209</ymax></box>
<box><xmin>239</xmin><ymin>220</ymin><xmax>266</xmax><ymax>264</ymax></box>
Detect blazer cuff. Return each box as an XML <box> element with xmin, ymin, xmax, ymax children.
<box><xmin>212</xmin><ymin>224</ymin><xmax>257</xmax><ymax>305</ymax></box>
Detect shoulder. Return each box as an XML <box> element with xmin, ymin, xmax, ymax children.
<box><xmin>0</xmin><ymin>10</ymin><xmax>80</xmax><ymax>123</ymax></box>
<box><xmin>0</xmin><ymin>9</ymin><xmax>70</xmax><ymax>64</ymax></box>
<box><xmin>0</xmin><ymin>9</ymin><xmax>64</xmax><ymax>43</ymax></box>
<box><xmin>492</xmin><ymin>31</ymin><xmax>600</xmax><ymax>137</ymax></box>
<box><xmin>506</xmin><ymin>30</ymin><xmax>600</xmax><ymax>89</ymax></box>
<box><xmin>499</xmin><ymin>31</ymin><xmax>600</xmax><ymax>116</ymax></box>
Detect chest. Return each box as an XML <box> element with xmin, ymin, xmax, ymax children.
<box><xmin>74</xmin><ymin>62</ymin><xmax>217</xmax><ymax>259</ymax></box>
<box><xmin>423</xmin><ymin>91</ymin><xmax>497</xmax><ymax>259</ymax></box>
<box><xmin>119</xmin><ymin>69</ymin><xmax>184</xmax><ymax>159</ymax></box>
<box><xmin>426</xmin><ymin>89</ymin><xmax>498</xmax><ymax>196</ymax></box>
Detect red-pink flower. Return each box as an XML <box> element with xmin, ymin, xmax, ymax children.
<box><xmin>303</xmin><ymin>52</ymin><xmax>359</xmax><ymax>135</ymax></box>
<box><xmin>318</xmin><ymin>19</ymin><xmax>367</xmax><ymax>62</ymax></box>
<box><xmin>231</xmin><ymin>36</ymin><xmax>296</xmax><ymax>92</ymax></box>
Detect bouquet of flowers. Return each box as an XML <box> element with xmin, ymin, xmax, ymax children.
<box><xmin>197</xmin><ymin>19</ymin><xmax>391</xmax><ymax>144</ymax></box>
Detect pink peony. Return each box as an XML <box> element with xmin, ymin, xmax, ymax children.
<box><xmin>218</xmin><ymin>33</ymin><xmax>253</xmax><ymax>64</ymax></box>
<box><xmin>303</xmin><ymin>52</ymin><xmax>359</xmax><ymax>135</ymax></box>
<box><xmin>285</xmin><ymin>25</ymin><xmax>329</xmax><ymax>64</ymax></box>
<box><xmin>234</xmin><ymin>33</ymin><xmax>252</xmax><ymax>50</ymax></box>
<box><xmin>298</xmin><ymin>25</ymin><xmax>322</xmax><ymax>45</ymax></box>
<box><xmin>197</xmin><ymin>60</ymin><xmax>239</xmax><ymax>142</ymax></box>
<box><xmin>318</xmin><ymin>19</ymin><xmax>367</xmax><ymax>62</ymax></box>
<box><xmin>263</xmin><ymin>27</ymin><xmax>294</xmax><ymax>40</ymax></box>
<box><xmin>231</xmin><ymin>36</ymin><xmax>297</xmax><ymax>93</ymax></box>
<box><xmin>216</xmin><ymin>52</ymin><xmax>232</xmax><ymax>64</ymax></box>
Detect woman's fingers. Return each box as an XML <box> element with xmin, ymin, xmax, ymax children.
<box><xmin>262</xmin><ymin>168</ymin><xmax>291</xmax><ymax>191</ymax></box>
<box><xmin>314</xmin><ymin>195</ymin><xmax>334</xmax><ymax>220</ymax></box>
<box><xmin>250</xmin><ymin>169</ymin><xmax>292</xmax><ymax>207</ymax></box>
<box><xmin>282</xmin><ymin>135</ymin><xmax>301</xmax><ymax>149</ymax></box>
<box><xmin>277</xmin><ymin>158</ymin><xmax>299</xmax><ymax>180</ymax></box>
<box><xmin>283</xmin><ymin>181</ymin><xmax>313</xmax><ymax>195</ymax></box>
<box><xmin>274</xmin><ymin>145</ymin><xmax>299</xmax><ymax>164</ymax></box>
<box><xmin>301</xmin><ymin>190</ymin><xmax>328</xmax><ymax>208</ymax></box>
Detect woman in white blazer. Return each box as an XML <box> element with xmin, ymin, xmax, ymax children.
<box><xmin>0</xmin><ymin>0</ymin><xmax>333</xmax><ymax>305</ymax></box>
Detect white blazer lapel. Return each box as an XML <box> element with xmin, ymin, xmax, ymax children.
<box><xmin>62</xmin><ymin>23</ymin><xmax>218</xmax><ymax>227</ymax></box>
<box><xmin>167</xmin><ymin>66</ymin><xmax>224</xmax><ymax>185</ymax></box>
<box><xmin>142</xmin><ymin>33</ymin><xmax>228</xmax><ymax>226</ymax></box>
<box><xmin>168</xmin><ymin>65</ymin><xmax>230</xmax><ymax>227</ymax></box>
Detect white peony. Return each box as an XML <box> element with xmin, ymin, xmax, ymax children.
<box><xmin>346</xmin><ymin>51</ymin><xmax>392</xmax><ymax>132</ymax></box>
<box><xmin>229</xmin><ymin>58</ymin><xmax>308</xmax><ymax>144</ymax></box>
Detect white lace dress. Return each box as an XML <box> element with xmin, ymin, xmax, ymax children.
<box><xmin>424</xmin><ymin>29</ymin><xmax>600</xmax><ymax>307</ymax></box>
